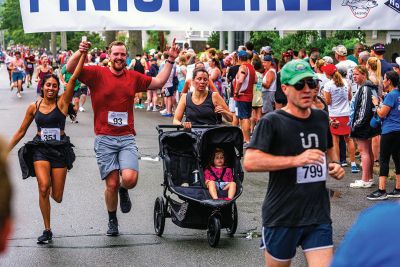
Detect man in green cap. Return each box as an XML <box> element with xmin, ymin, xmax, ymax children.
<box><xmin>244</xmin><ymin>60</ymin><xmax>345</xmax><ymax>267</ymax></box>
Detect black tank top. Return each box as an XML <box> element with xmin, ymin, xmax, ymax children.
<box><xmin>35</xmin><ymin>100</ymin><xmax>66</xmax><ymax>132</ymax></box>
<box><xmin>185</xmin><ymin>91</ymin><xmax>218</xmax><ymax>125</ymax></box>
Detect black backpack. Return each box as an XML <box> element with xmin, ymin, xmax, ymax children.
<box><xmin>274</xmin><ymin>72</ymin><xmax>287</xmax><ymax>105</ymax></box>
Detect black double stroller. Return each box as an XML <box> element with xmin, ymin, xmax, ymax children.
<box><xmin>154</xmin><ymin>125</ymin><xmax>244</xmax><ymax>247</ymax></box>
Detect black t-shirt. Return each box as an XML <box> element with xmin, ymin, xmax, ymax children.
<box><xmin>248</xmin><ymin>109</ymin><xmax>333</xmax><ymax>227</ymax></box>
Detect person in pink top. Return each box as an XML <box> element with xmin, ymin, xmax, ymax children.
<box><xmin>204</xmin><ymin>148</ymin><xmax>236</xmax><ymax>200</ymax></box>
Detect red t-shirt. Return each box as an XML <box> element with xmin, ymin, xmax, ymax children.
<box><xmin>234</xmin><ymin>63</ymin><xmax>255</xmax><ymax>102</ymax></box>
<box><xmin>79</xmin><ymin>66</ymin><xmax>152</xmax><ymax>136</ymax></box>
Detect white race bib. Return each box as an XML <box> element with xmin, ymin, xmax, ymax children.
<box><xmin>297</xmin><ymin>157</ymin><xmax>327</xmax><ymax>184</ymax></box>
<box><xmin>41</xmin><ymin>128</ymin><xmax>61</xmax><ymax>141</ymax></box>
<box><xmin>27</xmin><ymin>64</ymin><xmax>33</xmax><ymax>68</ymax></box>
<box><xmin>108</xmin><ymin>111</ymin><xmax>128</xmax><ymax>127</ymax></box>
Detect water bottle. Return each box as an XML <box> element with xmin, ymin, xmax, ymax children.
<box><xmin>192</xmin><ymin>170</ymin><xmax>200</xmax><ymax>185</ymax></box>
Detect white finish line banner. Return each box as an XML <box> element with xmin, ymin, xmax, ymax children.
<box><xmin>20</xmin><ymin>0</ymin><xmax>400</xmax><ymax>33</ymax></box>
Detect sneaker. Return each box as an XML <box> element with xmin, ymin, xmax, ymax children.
<box><xmin>159</xmin><ymin>108</ymin><xmax>167</xmax><ymax>115</ymax></box>
<box><xmin>243</xmin><ymin>142</ymin><xmax>249</xmax><ymax>149</ymax></box>
<box><xmin>138</xmin><ymin>104</ymin><xmax>145</xmax><ymax>109</ymax></box>
<box><xmin>134</xmin><ymin>104</ymin><xmax>140</xmax><ymax>109</ymax></box>
<box><xmin>350</xmin><ymin>180</ymin><xmax>373</xmax><ymax>188</ymax></box>
<box><xmin>387</xmin><ymin>188</ymin><xmax>400</xmax><ymax>198</ymax></box>
<box><xmin>367</xmin><ymin>190</ymin><xmax>388</xmax><ymax>200</ymax></box>
<box><xmin>106</xmin><ymin>219</ymin><xmax>119</xmax><ymax>236</ymax></box>
<box><xmin>340</xmin><ymin>161</ymin><xmax>348</xmax><ymax>167</ymax></box>
<box><xmin>79</xmin><ymin>106</ymin><xmax>85</xmax><ymax>112</ymax></box>
<box><xmin>37</xmin><ymin>229</ymin><xmax>53</xmax><ymax>244</ymax></box>
<box><xmin>351</xmin><ymin>165</ymin><xmax>360</xmax><ymax>173</ymax></box>
<box><xmin>161</xmin><ymin>113</ymin><xmax>173</xmax><ymax>117</ymax></box>
<box><xmin>369</xmin><ymin>179</ymin><xmax>376</xmax><ymax>186</ymax></box>
<box><xmin>17</xmin><ymin>92</ymin><xmax>22</xmax><ymax>98</ymax></box>
<box><xmin>152</xmin><ymin>106</ymin><xmax>160</xmax><ymax>112</ymax></box>
<box><xmin>118</xmin><ymin>187</ymin><xmax>132</xmax><ymax>213</ymax></box>
<box><xmin>146</xmin><ymin>105</ymin><xmax>152</xmax><ymax>111</ymax></box>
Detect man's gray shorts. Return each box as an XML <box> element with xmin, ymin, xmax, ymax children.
<box><xmin>262</xmin><ymin>91</ymin><xmax>275</xmax><ymax>114</ymax></box>
<box><xmin>94</xmin><ymin>135</ymin><xmax>139</xmax><ymax>180</ymax></box>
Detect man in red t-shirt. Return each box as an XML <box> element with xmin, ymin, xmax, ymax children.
<box><xmin>234</xmin><ymin>50</ymin><xmax>255</xmax><ymax>146</ymax></box>
<box><xmin>67</xmin><ymin>40</ymin><xmax>179</xmax><ymax>236</ymax></box>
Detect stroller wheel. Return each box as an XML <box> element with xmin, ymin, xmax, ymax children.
<box><xmin>154</xmin><ymin>197</ymin><xmax>165</xmax><ymax>237</ymax></box>
<box><xmin>207</xmin><ymin>216</ymin><xmax>221</xmax><ymax>248</ymax></box>
<box><xmin>226</xmin><ymin>202</ymin><xmax>238</xmax><ymax>237</ymax></box>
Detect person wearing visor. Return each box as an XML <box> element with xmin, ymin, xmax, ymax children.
<box><xmin>244</xmin><ymin>60</ymin><xmax>344</xmax><ymax>267</ymax></box>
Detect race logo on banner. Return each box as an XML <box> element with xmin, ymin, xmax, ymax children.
<box><xmin>342</xmin><ymin>0</ymin><xmax>378</xmax><ymax>18</ymax></box>
<box><xmin>385</xmin><ymin>0</ymin><xmax>400</xmax><ymax>13</ymax></box>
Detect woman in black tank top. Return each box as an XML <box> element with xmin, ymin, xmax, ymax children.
<box><xmin>8</xmin><ymin>52</ymin><xmax>87</xmax><ymax>244</ymax></box>
<box><xmin>173</xmin><ymin>67</ymin><xmax>232</xmax><ymax>129</ymax></box>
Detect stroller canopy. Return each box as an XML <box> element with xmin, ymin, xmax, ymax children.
<box><xmin>198</xmin><ymin>126</ymin><xmax>243</xmax><ymax>168</ymax></box>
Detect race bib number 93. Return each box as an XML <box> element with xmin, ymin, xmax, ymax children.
<box><xmin>108</xmin><ymin>111</ymin><xmax>128</xmax><ymax>127</ymax></box>
<box><xmin>297</xmin><ymin>157</ymin><xmax>327</xmax><ymax>184</ymax></box>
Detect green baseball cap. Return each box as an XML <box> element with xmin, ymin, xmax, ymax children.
<box><xmin>280</xmin><ymin>59</ymin><xmax>317</xmax><ymax>85</ymax></box>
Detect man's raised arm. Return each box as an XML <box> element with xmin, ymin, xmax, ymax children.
<box><xmin>66</xmin><ymin>42</ymin><xmax>91</xmax><ymax>73</ymax></box>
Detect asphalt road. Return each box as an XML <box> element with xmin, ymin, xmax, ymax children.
<box><xmin>0</xmin><ymin>66</ymin><xmax>394</xmax><ymax>267</ymax></box>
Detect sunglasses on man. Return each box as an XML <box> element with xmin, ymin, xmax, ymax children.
<box><xmin>292</xmin><ymin>78</ymin><xmax>319</xmax><ymax>91</ymax></box>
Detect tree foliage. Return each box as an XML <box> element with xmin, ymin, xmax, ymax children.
<box><xmin>144</xmin><ymin>31</ymin><xmax>170</xmax><ymax>52</ymax></box>
<box><xmin>208</xmin><ymin>30</ymin><xmax>366</xmax><ymax>60</ymax></box>
<box><xmin>0</xmin><ymin>0</ymin><xmax>105</xmax><ymax>50</ymax></box>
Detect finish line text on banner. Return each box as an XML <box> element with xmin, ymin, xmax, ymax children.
<box><xmin>20</xmin><ymin>0</ymin><xmax>400</xmax><ymax>32</ymax></box>
<box><xmin>29</xmin><ymin>0</ymin><xmax>331</xmax><ymax>13</ymax></box>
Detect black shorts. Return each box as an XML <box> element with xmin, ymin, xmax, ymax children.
<box><xmin>165</xmin><ymin>86</ymin><xmax>176</xmax><ymax>97</ymax></box>
<box><xmin>32</xmin><ymin>149</ymin><xmax>67</xmax><ymax>168</ymax></box>
<box><xmin>80</xmin><ymin>86</ymin><xmax>88</xmax><ymax>95</ymax></box>
<box><xmin>26</xmin><ymin>69</ymin><xmax>34</xmax><ymax>76</ymax></box>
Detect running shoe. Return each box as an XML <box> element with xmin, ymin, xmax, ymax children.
<box><xmin>159</xmin><ymin>108</ymin><xmax>167</xmax><ymax>115</ymax></box>
<box><xmin>349</xmin><ymin>180</ymin><xmax>373</xmax><ymax>188</ymax></box>
<box><xmin>161</xmin><ymin>113</ymin><xmax>173</xmax><ymax>117</ymax></box>
<box><xmin>146</xmin><ymin>105</ymin><xmax>152</xmax><ymax>111</ymax></box>
<box><xmin>79</xmin><ymin>106</ymin><xmax>86</xmax><ymax>112</ymax></box>
<box><xmin>107</xmin><ymin>219</ymin><xmax>119</xmax><ymax>236</ymax></box>
<box><xmin>37</xmin><ymin>229</ymin><xmax>53</xmax><ymax>244</ymax></box>
<box><xmin>17</xmin><ymin>92</ymin><xmax>22</xmax><ymax>98</ymax></box>
<box><xmin>243</xmin><ymin>142</ymin><xmax>249</xmax><ymax>149</ymax></box>
<box><xmin>134</xmin><ymin>104</ymin><xmax>140</xmax><ymax>109</ymax></box>
<box><xmin>351</xmin><ymin>165</ymin><xmax>360</xmax><ymax>173</ymax></box>
<box><xmin>387</xmin><ymin>188</ymin><xmax>400</xmax><ymax>198</ymax></box>
<box><xmin>340</xmin><ymin>161</ymin><xmax>348</xmax><ymax>167</ymax></box>
<box><xmin>118</xmin><ymin>187</ymin><xmax>132</xmax><ymax>213</ymax></box>
<box><xmin>152</xmin><ymin>106</ymin><xmax>160</xmax><ymax>112</ymax></box>
<box><xmin>367</xmin><ymin>190</ymin><xmax>388</xmax><ymax>200</ymax></box>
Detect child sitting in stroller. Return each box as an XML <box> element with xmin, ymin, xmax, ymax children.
<box><xmin>204</xmin><ymin>148</ymin><xmax>237</xmax><ymax>200</ymax></box>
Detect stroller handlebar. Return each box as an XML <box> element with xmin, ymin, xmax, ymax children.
<box><xmin>156</xmin><ymin>124</ymin><xmax>218</xmax><ymax>134</ymax></box>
